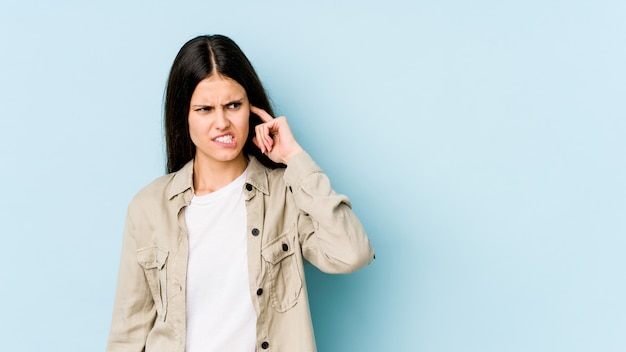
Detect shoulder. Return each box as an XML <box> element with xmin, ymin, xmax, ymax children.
<box><xmin>248</xmin><ymin>152</ymin><xmax>321</xmax><ymax>182</ymax></box>
<box><xmin>127</xmin><ymin>173</ymin><xmax>176</xmax><ymax>213</ymax></box>
<box><xmin>244</xmin><ymin>156</ymin><xmax>285</xmax><ymax>197</ymax></box>
<box><xmin>134</xmin><ymin>173</ymin><xmax>176</xmax><ymax>202</ymax></box>
<box><xmin>127</xmin><ymin>161</ymin><xmax>193</xmax><ymax>215</ymax></box>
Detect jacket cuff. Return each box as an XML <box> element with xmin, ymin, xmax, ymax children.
<box><xmin>283</xmin><ymin>151</ymin><xmax>323</xmax><ymax>188</ymax></box>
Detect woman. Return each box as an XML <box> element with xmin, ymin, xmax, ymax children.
<box><xmin>107</xmin><ymin>34</ymin><xmax>374</xmax><ymax>352</ymax></box>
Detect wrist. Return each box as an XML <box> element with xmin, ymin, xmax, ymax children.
<box><xmin>283</xmin><ymin>145</ymin><xmax>304</xmax><ymax>164</ymax></box>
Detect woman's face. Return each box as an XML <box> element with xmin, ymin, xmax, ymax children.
<box><xmin>188</xmin><ymin>74</ymin><xmax>250</xmax><ymax>166</ymax></box>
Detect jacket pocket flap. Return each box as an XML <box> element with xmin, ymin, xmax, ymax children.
<box><xmin>261</xmin><ymin>231</ymin><xmax>296</xmax><ymax>265</ymax></box>
<box><xmin>137</xmin><ymin>246</ymin><xmax>169</xmax><ymax>270</ymax></box>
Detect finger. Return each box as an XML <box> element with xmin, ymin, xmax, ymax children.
<box><xmin>262</xmin><ymin>124</ymin><xmax>274</xmax><ymax>151</ymax></box>
<box><xmin>250</xmin><ymin>106</ymin><xmax>274</xmax><ymax>123</ymax></box>
<box><xmin>255</xmin><ymin>122</ymin><xmax>269</xmax><ymax>149</ymax></box>
<box><xmin>254</xmin><ymin>125</ymin><xmax>266</xmax><ymax>153</ymax></box>
<box><xmin>252</xmin><ymin>135</ymin><xmax>264</xmax><ymax>153</ymax></box>
<box><xmin>258</xmin><ymin>123</ymin><xmax>275</xmax><ymax>153</ymax></box>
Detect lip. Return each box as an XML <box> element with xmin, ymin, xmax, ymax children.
<box><xmin>212</xmin><ymin>132</ymin><xmax>237</xmax><ymax>147</ymax></box>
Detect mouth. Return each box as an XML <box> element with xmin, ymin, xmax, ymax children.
<box><xmin>213</xmin><ymin>134</ymin><xmax>236</xmax><ymax>146</ymax></box>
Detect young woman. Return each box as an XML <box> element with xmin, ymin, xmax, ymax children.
<box><xmin>107</xmin><ymin>34</ymin><xmax>374</xmax><ymax>352</ymax></box>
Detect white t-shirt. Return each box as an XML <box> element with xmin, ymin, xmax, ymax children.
<box><xmin>184</xmin><ymin>169</ymin><xmax>256</xmax><ymax>352</ymax></box>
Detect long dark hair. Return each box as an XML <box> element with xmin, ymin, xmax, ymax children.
<box><xmin>164</xmin><ymin>34</ymin><xmax>284</xmax><ymax>173</ymax></box>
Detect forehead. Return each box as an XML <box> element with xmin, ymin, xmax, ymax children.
<box><xmin>190</xmin><ymin>75</ymin><xmax>247</xmax><ymax>103</ymax></box>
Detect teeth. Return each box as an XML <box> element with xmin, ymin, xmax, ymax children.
<box><xmin>216</xmin><ymin>135</ymin><xmax>233</xmax><ymax>143</ymax></box>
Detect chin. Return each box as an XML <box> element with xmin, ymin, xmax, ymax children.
<box><xmin>215</xmin><ymin>151</ymin><xmax>245</xmax><ymax>162</ymax></box>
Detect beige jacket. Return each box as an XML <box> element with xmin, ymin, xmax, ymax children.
<box><xmin>107</xmin><ymin>151</ymin><xmax>374</xmax><ymax>352</ymax></box>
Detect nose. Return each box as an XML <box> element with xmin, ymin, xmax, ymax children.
<box><xmin>214</xmin><ymin>110</ymin><xmax>231</xmax><ymax>130</ymax></box>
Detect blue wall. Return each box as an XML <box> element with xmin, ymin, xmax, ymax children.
<box><xmin>1</xmin><ymin>1</ymin><xmax>624</xmax><ymax>351</ymax></box>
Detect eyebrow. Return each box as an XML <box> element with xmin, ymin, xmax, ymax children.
<box><xmin>190</xmin><ymin>98</ymin><xmax>245</xmax><ymax>109</ymax></box>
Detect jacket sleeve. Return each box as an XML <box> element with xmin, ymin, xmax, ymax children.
<box><xmin>106</xmin><ymin>207</ymin><xmax>155</xmax><ymax>352</ymax></box>
<box><xmin>283</xmin><ymin>151</ymin><xmax>375</xmax><ymax>274</ymax></box>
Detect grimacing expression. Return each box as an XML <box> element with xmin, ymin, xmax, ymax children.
<box><xmin>188</xmin><ymin>75</ymin><xmax>250</xmax><ymax>165</ymax></box>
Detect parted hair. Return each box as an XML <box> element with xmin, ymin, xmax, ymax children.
<box><xmin>164</xmin><ymin>34</ymin><xmax>284</xmax><ymax>173</ymax></box>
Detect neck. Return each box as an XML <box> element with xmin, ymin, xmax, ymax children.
<box><xmin>192</xmin><ymin>154</ymin><xmax>248</xmax><ymax>196</ymax></box>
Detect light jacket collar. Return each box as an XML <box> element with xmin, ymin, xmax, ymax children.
<box><xmin>167</xmin><ymin>160</ymin><xmax>193</xmax><ymax>200</ymax></box>
<box><xmin>245</xmin><ymin>156</ymin><xmax>270</xmax><ymax>196</ymax></box>
<box><xmin>167</xmin><ymin>156</ymin><xmax>270</xmax><ymax>200</ymax></box>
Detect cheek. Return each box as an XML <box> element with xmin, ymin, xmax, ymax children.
<box><xmin>187</xmin><ymin>116</ymin><xmax>204</xmax><ymax>143</ymax></box>
<box><xmin>233</xmin><ymin>112</ymin><xmax>250</xmax><ymax>137</ymax></box>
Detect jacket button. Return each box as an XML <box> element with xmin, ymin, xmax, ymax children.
<box><xmin>289</xmin><ymin>186</ymin><xmax>293</xmax><ymax>192</ymax></box>
<box><xmin>261</xmin><ymin>342</ymin><xmax>269</xmax><ymax>349</ymax></box>
<box><xmin>282</xmin><ymin>243</ymin><xmax>289</xmax><ymax>251</ymax></box>
<box><xmin>256</xmin><ymin>288</ymin><xmax>263</xmax><ymax>296</ymax></box>
<box><xmin>252</xmin><ymin>228</ymin><xmax>260</xmax><ymax>236</ymax></box>
<box><xmin>245</xmin><ymin>183</ymin><xmax>253</xmax><ymax>191</ymax></box>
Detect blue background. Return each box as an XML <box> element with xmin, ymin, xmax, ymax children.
<box><xmin>1</xmin><ymin>1</ymin><xmax>624</xmax><ymax>351</ymax></box>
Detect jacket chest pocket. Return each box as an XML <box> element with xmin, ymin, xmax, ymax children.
<box><xmin>137</xmin><ymin>246</ymin><xmax>169</xmax><ymax>321</ymax></box>
<box><xmin>261</xmin><ymin>229</ymin><xmax>303</xmax><ymax>312</ymax></box>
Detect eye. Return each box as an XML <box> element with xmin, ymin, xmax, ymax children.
<box><xmin>194</xmin><ymin>106</ymin><xmax>212</xmax><ymax>112</ymax></box>
<box><xmin>227</xmin><ymin>102</ymin><xmax>242</xmax><ymax>109</ymax></box>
